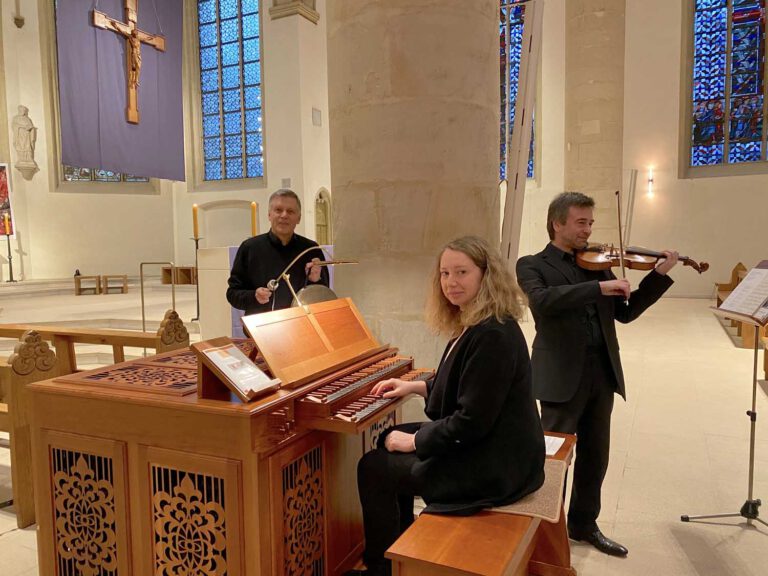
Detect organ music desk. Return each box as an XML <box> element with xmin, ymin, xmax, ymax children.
<box><xmin>29</xmin><ymin>298</ymin><xmax>429</xmax><ymax>576</ymax></box>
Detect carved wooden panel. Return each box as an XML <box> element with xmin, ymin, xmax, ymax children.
<box><xmin>282</xmin><ymin>445</ymin><xmax>324</xmax><ymax>575</ymax></box>
<box><xmin>142</xmin><ymin>447</ymin><xmax>243</xmax><ymax>576</ymax></box>
<box><xmin>363</xmin><ymin>411</ymin><xmax>396</xmax><ymax>453</ymax></box>
<box><xmin>43</xmin><ymin>432</ymin><xmax>130</xmax><ymax>576</ymax></box>
<box><xmin>75</xmin><ymin>365</ymin><xmax>198</xmax><ymax>396</ymax></box>
<box><xmin>148</xmin><ymin>349</ymin><xmax>198</xmax><ymax>369</ymax></box>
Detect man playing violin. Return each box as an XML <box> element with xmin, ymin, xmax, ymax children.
<box><xmin>516</xmin><ymin>192</ymin><xmax>678</xmax><ymax>557</ymax></box>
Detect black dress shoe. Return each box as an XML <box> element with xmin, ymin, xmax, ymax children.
<box><xmin>568</xmin><ymin>527</ymin><xmax>628</xmax><ymax>557</ymax></box>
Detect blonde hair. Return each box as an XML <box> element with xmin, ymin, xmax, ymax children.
<box><xmin>426</xmin><ymin>236</ymin><xmax>526</xmax><ymax>336</ymax></box>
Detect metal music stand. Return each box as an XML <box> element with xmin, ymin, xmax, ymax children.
<box><xmin>681</xmin><ymin>307</ymin><xmax>767</xmax><ymax>529</ymax></box>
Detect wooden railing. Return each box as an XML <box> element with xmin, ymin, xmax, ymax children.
<box><xmin>0</xmin><ymin>310</ymin><xmax>189</xmax><ymax>528</ymax></box>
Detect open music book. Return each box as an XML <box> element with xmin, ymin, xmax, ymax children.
<box><xmin>716</xmin><ymin>260</ymin><xmax>768</xmax><ymax>326</ymax></box>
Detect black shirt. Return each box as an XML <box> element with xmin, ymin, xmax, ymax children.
<box><xmin>226</xmin><ymin>231</ymin><xmax>329</xmax><ymax>315</ymax></box>
<box><xmin>551</xmin><ymin>244</ymin><xmax>605</xmax><ymax>348</ymax></box>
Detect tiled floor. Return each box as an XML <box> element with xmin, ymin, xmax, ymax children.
<box><xmin>0</xmin><ymin>291</ymin><xmax>766</xmax><ymax>575</ymax></box>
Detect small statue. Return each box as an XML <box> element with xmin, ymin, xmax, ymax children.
<box><xmin>12</xmin><ymin>105</ymin><xmax>39</xmax><ymax>180</ymax></box>
<box><xmin>129</xmin><ymin>29</ymin><xmax>142</xmax><ymax>88</ymax></box>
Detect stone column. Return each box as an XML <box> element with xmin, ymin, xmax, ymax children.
<box><xmin>565</xmin><ymin>0</ymin><xmax>626</xmax><ymax>239</ymax></box>
<box><xmin>327</xmin><ymin>0</ymin><xmax>499</xmax><ymax>370</ymax></box>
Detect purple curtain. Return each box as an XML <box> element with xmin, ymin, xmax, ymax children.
<box><xmin>57</xmin><ymin>0</ymin><xmax>185</xmax><ymax>181</ymax></box>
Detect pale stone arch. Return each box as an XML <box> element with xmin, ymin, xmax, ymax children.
<box><xmin>198</xmin><ymin>199</ymin><xmax>258</xmax><ymax>248</ymax></box>
<box><xmin>314</xmin><ymin>188</ymin><xmax>332</xmax><ymax>245</ymax></box>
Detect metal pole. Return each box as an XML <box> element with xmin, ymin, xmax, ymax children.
<box><xmin>5</xmin><ymin>234</ymin><xmax>16</xmax><ymax>282</ymax></box>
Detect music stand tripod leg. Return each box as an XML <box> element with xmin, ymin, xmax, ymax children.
<box><xmin>680</xmin><ymin>327</ymin><xmax>766</xmax><ymax>528</ymax></box>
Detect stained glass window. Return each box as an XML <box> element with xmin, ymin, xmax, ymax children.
<box><xmin>691</xmin><ymin>0</ymin><xmax>766</xmax><ymax>166</ymax></box>
<box><xmin>197</xmin><ymin>0</ymin><xmax>264</xmax><ymax>181</ymax></box>
<box><xmin>500</xmin><ymin>0</ymin><xmax>535</xmax><ymax>181</ymax></box>
<box><xmin>63</xmin><ymin>165</ymin><xmax>148</xmax><ymax>183</ymax></box>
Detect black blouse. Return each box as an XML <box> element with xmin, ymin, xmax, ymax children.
<box><xmin>412</xmin><ymin>316</ymin><xmax>545</xmax><ymax>514</ymax></box>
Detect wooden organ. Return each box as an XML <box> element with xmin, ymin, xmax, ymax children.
<box><xmin>28</xmin><ymin>299</ymin><xmax>431</xmax><ymax>576</ymax></box>
<box><xmin>28</xmin><ymin>297</ymin><xmax>574</xmax><ymax>576</ymax></box>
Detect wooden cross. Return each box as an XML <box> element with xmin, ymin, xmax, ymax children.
<box><xmin>92</xmin><ymin>0</ymin><xmax>166</xmax><ymax>124</ymax></box>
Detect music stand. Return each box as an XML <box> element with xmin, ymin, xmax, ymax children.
<box><xmin>681</xmin><ymin>262</ymin><xmax>768</xmax><ymax>529</ymax></box>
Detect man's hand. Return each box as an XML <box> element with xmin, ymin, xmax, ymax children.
<box><xmin>384</xmin><ymin>431</ymin><xmax>416</xmax><ymax>453</ymax></box>
<box><xmin>255</xmin><ymin>287</ymin><xmax>272</xmax><ymax>305</ymax></box>
<box><xmin>600</xmin><ymin>279</ymin><xmax>631</xmax><ymax>299</ymax></box>
<box><xmin>654</xmin><ymin>250</ymin><xmax>679</xmax><ymax>276</ymax></box>
<box><xmin>305</xmin><ymin>258</ymin><xmax>322</xmax><ymax>283</ymax></box>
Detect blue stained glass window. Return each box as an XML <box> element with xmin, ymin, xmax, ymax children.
<box><xmin>247</xmin><ymin>156</ymin><xmax>264</xmax><ymax>178</ymax></box>
<box><xmin>198</xmin><ymin>2</ymin><xmax>216</xmax><ymax>24</ymax></box>
<box><xmin>202</xmin><ymin>93</ymin><xmax>219</xmax><ymax>115</ymax></box>
<box><xmin>197</xmin><ymin>1</ymin><xmax>264</xmax><ymax>180</ymax></box>
<box><xmin>219</xmin><ymin>0</ymin><xmax>238</xmax><ymax>19</ymax></box>
<box><xmin>225</xmin><ymin>135</ymin><xmax>243</xmax><ymax>157</ymax></box>
<box><xmin>222</xmin><ymin>89</ymin><xmax>241</xmax><ymax>112</ymax></box>
<box><xmin>245</xmin><ymin>109</ymin><xmax>262</xmax><ymax>132</ymax></box>
<box><xmin>244</xmin><ymin>86</ymin><xmax>261</xmax><ymax>108</ymax></box>
<box><xmin>221</xmin><ymin>19</ymin><xmax>239</xmax><ymax>43</ymax></box>
<box><xmin>243</xmin><ymin>14</ymin><xmax>259</xmax><ymax>39</ymax></box>
<box><xmin>222</xmin><ymin>65</ymin><xmax>240</xmax><ymax>89</ymax></box>
<box><xmin>243</xmin><ymin>39</ymin><xmax>259</xmax><ymax>62</ymax></box>
<box><xmin>199</xmin><ymin>23</ymin><xmax>217</xmax><ymax>47</ymax></box>
<box><xmin>200</xmin><ymin>47</ymin><xmax>218</xmax><ymax>70</ymax></box>
<box><xmin>204</xmin><ymin>137</ymin><xmax>221</xmax><ymax>159</ymax></box>
<box><xmin>691</xmin><ymin>0</ymin><xmax>766</xmax><ymax>167</ymax></box>
<box><xmin>226</xmin><ymin>158</ymin><xmax>244</xmax><ymax>178</ymax></box>
<box><xmin>203</xmin><ymin>115</ymin><xmax>220</xmax><ymax>138</ymax></box>
<box><xmin>500</xmin><ymin>1</ymin><xmax>535</xmax><ymax>180</ymax></box>
<box><xmin>221</xmin><ymin>42</ymin><xmax>240</xmax><ymax>67</ymax></box>
<box><xmin>206</xmin><ymin>160</ymin><xmax>222</xmax><ymax>180</ymax></box>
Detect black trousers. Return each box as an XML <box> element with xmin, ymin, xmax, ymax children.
<box><xmin>356</xmin><ymin>446</ymin><xmax>424</xmax><ymax>568</ymax></box>
<box><xmin>539</xmin><ymin>348</ymin><xmax>615</xmax><ymax>532</ymax></box>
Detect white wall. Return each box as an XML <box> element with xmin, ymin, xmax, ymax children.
<box><xmin>0</xmin><ymin>0</ymin><xmax>331</xmax><ymax>280</ymax></box>
<box><xmin>624</xmin><ymin>0</ymin><xmax>768</xmax><ymax>297</ymax></box>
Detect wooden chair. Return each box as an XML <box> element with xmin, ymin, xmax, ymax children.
<box><xmin>715</xmin><ymin>262</ymin><xmax>746</xmax><ymax>308</ymax></box>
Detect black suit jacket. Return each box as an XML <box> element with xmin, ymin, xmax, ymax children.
<box><xmin>516</xmin><ymin>243</ymin><xmax>673</xmax><ymax>402</ymax></box>
<box><xmin>405</xmin><ymin>317</ymin><xmax>545</xmax><ymax>514</ymax></box>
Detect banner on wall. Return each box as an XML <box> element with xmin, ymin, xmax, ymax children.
<box><xmin>0</xmin><ymin>164</ymin><xmax>15</xmax><ymax>237</ymax></box>
<box><xmin>56</xmin><ymin>0</ymin><xmax>185</xmax><ymax>181</ymax></box>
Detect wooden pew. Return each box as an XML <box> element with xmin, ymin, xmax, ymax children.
<box><xmin>0</xmin><ymin>311</ymin><xmax>189</xmax><ymax>528</ymax></box>
<box><xmin>386</xmin><ymin>434</ymin><xmax>576</xmax><ymax>576</ymax></box>
<box><xmin>716</xmin><ymin>262</ymin><xmax>746</xmax><ymax>308</ymax></box>
<box><xmin>0</xmin><ymin>331</ymin><xmax>58</xmax><ymax>528</ymax></box>
<box><xmin>0</xmin><ymin>309</ymin><xmax>189</xmax><ymax>373</ymax></box>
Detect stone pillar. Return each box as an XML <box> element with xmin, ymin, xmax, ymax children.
<box><xmin>565</xmin><ymin>0</ymin><xmax>626</xmax><ymax>239</ymax></box>
<box><xmin>327</xmin><ymin>0</ymin><xmax>499</xmax><ymax>370</ymax></box>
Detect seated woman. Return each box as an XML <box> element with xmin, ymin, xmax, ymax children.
<box><xmin>347</xmin><ymin>236</ymin><xmax>546</xmax><ymax>576</ymax></box>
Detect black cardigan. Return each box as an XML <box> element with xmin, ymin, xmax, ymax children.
<box><xmin>410</xmin><ymin>317</ymin><xmax>545</xmax><ymax>514</ymax></box>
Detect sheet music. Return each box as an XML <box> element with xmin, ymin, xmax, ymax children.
<box><xmin>720</xmin><ymin>262</ymin><xmax>768</xmax><ymax>322</ymax></box>
<box><xmin>203</xmin><ymin>343</ymin><xmax>276</xmax><ymax>395</ymax></box>
<box><xmin>545</xmin><ymin>435</ymin><xmax>565</xmax><ymax>456</ymax></box>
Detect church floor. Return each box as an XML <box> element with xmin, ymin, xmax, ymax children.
<box><xmin>0</xmin><ymin>294</ymin><xmax>766</xmax><ymax>575</ymax></box>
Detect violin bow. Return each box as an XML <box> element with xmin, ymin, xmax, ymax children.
<box><xmin>615</xmin><ymin>190</ymin><xmax>627</xmax><ymax>280</ymax></box>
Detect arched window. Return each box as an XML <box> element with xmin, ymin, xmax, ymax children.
<box><xmin>688</xmin><ymin>0</ymin><xmax>767</xmax><ymax>171</ymax></box>
<box><xmin>500</xmin><ymin>0</ymin><xmax>535</xmax><ymax>181</ymax></box>
<box><xmin>315</xmin><ymin>189</ymin><xmax>332</xmax><ymax>246</ymax></box>
<box><xmin>195</xmin><ymin>0</ymin><xmax>264</xmax><ymax>181</ymax></box>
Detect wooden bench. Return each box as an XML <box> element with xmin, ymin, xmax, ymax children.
<box><xmin>161</xmin><ymin>265</ymin><xmax>197</xmax><ymax>285</ymax></box>
<box><xmin>0</xmin><ymin>310</ymin><xmax>189</xmax><ymax>528</ymax></box>
<box><xmin>386</xmin><ymin>434</ymin><xmax>576</xmax><ymax>576</ymax></box>
<box><xmin>74</xmin><ymin>274</ymin><xmax>101</xmax><ymax>295</ymax></box>
<box><xmin>101</xmin><ymin>274</ymin><xmax>128</xmax><ymax>294</ymax></box>
<box><xmin>0</xmin><ymin>309</ymin><xmax>190</xmax><ymax>374</ymax></box>
<box><xmin>716</xmin><ymin>262</ymin><xmax>746</xmax><ymax>308</ymax></box>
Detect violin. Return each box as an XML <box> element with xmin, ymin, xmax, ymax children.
<box><xmin>575</xmin><ymin>244</ymin><xmax>709</xmax><ymax>275</ymax></box>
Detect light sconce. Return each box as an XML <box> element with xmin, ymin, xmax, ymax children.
<box><xmin>647</xmin><ymin>167</ymin><xmax>655</xmax><ymax>198</ymax></box>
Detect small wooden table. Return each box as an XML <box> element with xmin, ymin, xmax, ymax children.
<box><xmin>101</xmin><ymin>275</ymin><xmax>128</xmax><ymax>294</ymax></box>
<box><xmin>161</xmin><ymin>266</ymin><xmax>196</xmax><ymax>285</ymax></box>
<box><xmin>73</xmin><ymin>275</ymin><xmax>101</xmax><ymax>295</ymax></box>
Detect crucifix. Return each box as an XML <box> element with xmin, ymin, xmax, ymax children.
<box><xmin>92</xmin><ymin>0</ymin><xmax>165</xmax><ymax>124</ymax></box>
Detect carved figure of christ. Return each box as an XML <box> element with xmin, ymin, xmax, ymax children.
<box><xmin>92</xmin><ymin>0</ymin><xmax>165</xmax><ymax>124</ymax></box>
